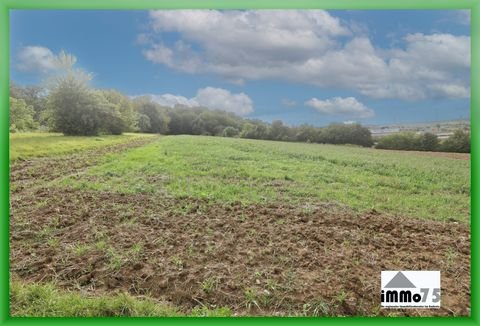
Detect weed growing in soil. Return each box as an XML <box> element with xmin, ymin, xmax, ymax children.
<box><xmin>60</xmin><ymin>135</ymin><xmax>470</xmax><ymax>222</ymax></box>
<box><xmin>10</xmin><ymin>281</ymin><xmax>230</xmax><ymax>317</ymax></box>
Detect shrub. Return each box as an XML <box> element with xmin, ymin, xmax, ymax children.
<box><xmin>9</xmin><ymin>97</ymin><xmax>37</xmax><ymax>132</ymax></box>
<box><xmin>375</xmin><ymin>132</ymin><xmax>421</xmax><ymax>151</ymax></box>
<box><xmin>133</xmin><ymin>97</ymin><xmax>170</xmax><ymax>134</ymax></box>
<box><xmin>440</xmin><ymin>130</ymin><xmax>470</xmax><ymax>153</ymax></box>
<box><xmin>376</xmin><ymin>130</ymin><xmax>469</xmax><ymax>153</ymax></box>
<box><xmin>321</xmin><ymin>123</ymin><xmax>373</xmax><ymax>147</ymax></box>
<box><xmin>222</xmin><ymin>126</ymin><xmax>240</xmax><ymax>137</ymax></box>
<box><xmin>48</xmin><ymin>75</ymin><xmax>104</xmax><ymax>136</ymax></box>
<box><xmin>418</xmin><ymin>132</ymin><xmax>439</xmax><ymax>151</ymax></box>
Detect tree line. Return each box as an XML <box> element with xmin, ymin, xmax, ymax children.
<box><xmin>9</xmin><ymin>70</ymin><xmax>469</xmax><ymax>152</ymax></box>
<box><xmin>375</xmin><ymin>130</ymin><xmax>470</xmax><ymax>153</ymax></box>
<box><xmin>9</xmin><ymin>72</ymin><xmax>375</xmax><ymax>147</ymax></box>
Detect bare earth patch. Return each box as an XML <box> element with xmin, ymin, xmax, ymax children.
<box><xmin>10</xmin><ymin>187</ymin><xmax>470</xmax><ymax>316</ymax></box>
<box><xmin>374</xmin><ymin>149</ymin><xmax>470</xmax><ymax>161</ymax></box>
<box><xmin>10</xmin><ymin>136</ymin><xmax>159</xmax><ymax>194</ymax></box>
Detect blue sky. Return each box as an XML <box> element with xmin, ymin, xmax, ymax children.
<box><xmin>10</xmin><ymin>10</ymin><xmax>470</xmax><ymax>126</ymax></box>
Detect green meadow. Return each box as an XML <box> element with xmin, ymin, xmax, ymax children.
<box><xmin>58</xmin><ymin>135</ymin><xmax>470</xmax><ymax>223</ymax></box>
<box><xmin>10</xmin><ymin>133</ymin><xmax>471</xmax><ymax>317</ymax></box>
<box><xmin>9</xmin><ymin>132</ymin><xmax>155</xmax><ymax>161</ymax></box>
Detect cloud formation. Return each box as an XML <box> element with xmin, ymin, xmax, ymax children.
<box><xmin>142</xmin><ymin>10</ymin><xmax>470</xmax><ymax>101</ymax></box>
<box><xmin>136</xmin><ymin>87</ymin><xmax>254</xmax><ymax>116</ymax></box>
<box><xmin>305</xmin><ymin>96</ymin><xmax>374</xmax><ymax>118</ymax></box>
<box><xmin>16</xmin><ymin>46</ymin><xmax>59</xmax><ymax>73</ymax></box>
<box><xmin>281</xmin><ymin>98</ymin><xmax>297</xmax><ymax>107</ymax></box>
<box><xmin>16</xmin><ymin>46</ymin><xmax>77</xmax><ymax>73</ymax></box>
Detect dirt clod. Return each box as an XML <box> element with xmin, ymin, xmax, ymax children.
<box><xmin>10</xmin><ymin>186</ymin><xmax>470</xmax><ymax>316</ymax></box>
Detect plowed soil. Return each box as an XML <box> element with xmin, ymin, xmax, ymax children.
<box><xmin>10</xmin><ymin>136</ymin><xmax>159</xmax><ymax>193</ymax></box>
<box><xmin>10</xmin><ymin>187</ymin><xmax>470</xmax><ymax>316</ymax></box>
<box><xmin>374</xmin><ymin>149</ymin><xmax>470</xmax><ymax>161</ymax></box>
<box><xmin>10</xmin><ymin>139</ymin><xmax>471</xmax><ymax>316</ymax></box>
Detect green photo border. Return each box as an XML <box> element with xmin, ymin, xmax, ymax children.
<box><xmin>0</xmin><ymin>0</ymin><xmax>478</xmax><ymax>324</ymax></box>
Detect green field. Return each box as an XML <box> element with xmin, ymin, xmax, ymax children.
<box><xmin>59</xmin><ymin>135</ymin><xmax>470</xmax><ymax>222</ymax></box>
<box><xmin>10</xmin><ymin>281</ymin><xmax>231</xmax><ymax>317</ymax></box>
<box><xmin>10</xmin><ymin>133</ymin><xmax>471</xmax><ymax>317</ymax></box>
<box><xmin>9</xmin><ymin>132</ymin><xmax>156</xmax><ymax>161</ymax></box>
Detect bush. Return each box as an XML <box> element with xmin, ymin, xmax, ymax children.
<box><xmin>418</xmin><ymin>132</ymin><xmax>439</xmax><ymax>151</ymax></box>
<box><xmin>101</xmin><ymin>90</ymin><xmax>138</xmax><ymax>132</ymax></box>
<box><xmin>133</xmin><ymin>97</ymin><xmax>170</xmax><ymax>134</ymax></box>
<box><xmin>222</xmin><ymin>126</ymin><xmax>239</xmax><ymax>137</ymax></box>
<box><xmin>375</xmin><ymin>132</ymin><xmax>421</xmax><ymax>151</ymax></box>
<box><xmin>376</xmin><ymin>130</ymin><xmax>469</xmax><ymax>153</ymax></box>
<box><xmin>440</xmin><ymin>130</ymin><xmax>470</xmax><ymax>153</ymax></box>
<box><xmin>9</xmin><ymin>97</ymin><xmax>38</xmax><ymax>132</ymax></box>
<box><xmin>320</xmin><ymin>123</ymin><xmax>373</xmax><ymax>147</ymax></box>
<box><xmin>137</xmin><ymin>114</ymin><xmax>151</xmax><ymax>133</ymax></box>
<box><xmin>10</xmin><ymin>83</ymin><xmax>48</xmax><ymax>126</ymax></box>
<box><xmin>48</xmin><ymin>75</ymin><xmax>105</xmax><ymax>136</ymax></box>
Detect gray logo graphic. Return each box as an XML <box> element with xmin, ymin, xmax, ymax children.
<box><xmin>384</xmin><ymin>272</ymin><xmax>416</xmax><ymax>288</ymax></box>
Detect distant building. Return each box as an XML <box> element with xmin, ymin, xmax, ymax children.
<box><xmin>369</xmin><ymin>120</ymin><xmax>469</xmax><ymax>139</ymax></box>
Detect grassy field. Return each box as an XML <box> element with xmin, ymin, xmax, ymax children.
<box><xmin>9</xmin><ymin>132</ymin><xmax>156</xmax><ymax>161</ymax></box>
<box><xmin>10</xmin><ymin>281</ymin><xmax>230</xmax><ymax>317</ymax></box>
<box><xmin>10</xmin><ymin>133</ymin><xmax>471</xmax><ymax>317</ymax></box>
<box><xmin>60</xmin><ymin>135</ymin><xmax>470</xmax><ymax>222</ymax></box>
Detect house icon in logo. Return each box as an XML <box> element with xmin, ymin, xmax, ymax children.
<box><xmin>384</xmin><ymin>272</ymin><xmax>416</xmax><ymax>288</ymax></box>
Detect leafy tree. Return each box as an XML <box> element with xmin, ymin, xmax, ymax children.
<box><xmin>239</xmin><ymin>120</ymin><xmax>269</xmax><ymax>140</ymax></box>
<box><xmin>10</xmin><ymin>82</ymin><xmax>47</xmax><ymax>126</ymax></box>
<box><xmin>222</xmin><ymin>126</ymin><xmax>239</xmax><ymax>137</ymax></box>
<box><xmin>322</xmin><ymin>123</ymin><xmax>373</xmax><ymax>147</ymax></box>
<box><xmin>375</xmin><ymin>132</ymin><xmax>420</xmax><ymax>150</ymax></box>
<box><xmin>101</xmin><ymin>89</ymin><xmax>138</xmax><ymax>132</ymax></box>
<box><xmin>47</xmin><ymin>73</ymin><xmax>110</xmax><ymax>136</ymax></box>
<box><xmin>133</xmin><ymin>97</ymin><xmax>170</xmax><ymax>134</ymax></box>
<box><xmin>376</xmin><ymin>130</ymin><xmax>469</xmax><ymax>153</ymax></box>
<box><xmin>419</xmin><ymin>132</ymin><xmax>439</xmax><ymax>151</ymax></box>
<box><xmin>137</xmin><ymin>114</ymin><xmax>152</xmax><ymax>133</ymax></box>
<box><xmin>167</xmin><ymin>108</ymin><xmax>191</xmax><ymax>135</ymax></box>
<box><xmin>270</xmin><ymin>120</ymin><xmax>290</xmax><ymax>141</ymax></box>
<box><xmin>440</xmin><ymin>130</ymin><xmax>470</xmax><ymax>153</ymax></box>
<box><xmin>295</xmin><ymin>124</ymin><xmax>319</xmax><ymax>143</ymax></box>
<box><xmin>192</xmin><ymin>115</ymin><xmax>208</xmax><ymax>135</ymax></box>
<box><xmin>9</xmin><ymin>97</ymin><xmax>37</xmax><ymax>132</ymax></box>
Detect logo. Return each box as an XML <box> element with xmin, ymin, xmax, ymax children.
<box><xmin>381</xmin><ymin>271</ymin><xmax>440</xmax><ymax>308</ymax></box>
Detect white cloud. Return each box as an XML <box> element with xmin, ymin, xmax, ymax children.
<box><xmin>141</xmin><ymin>10</ymin><xmax>470</xmax><ymax>101</ymax></box>
<box><xmin>16</xmin><ymin>46</ymin><xmax>59</xmax><ymax>73</ymax></box>
<box><xmin>370</xmin><ymin>33</ymin><xmax>471</xmax><ymax>100</ymax></box>
<box><xmin>281</xmin><ymin>98</ymin><xmax>297</xmax><ymax>107</ymax></box>
<box><xmin>135</xmin><ymin>87</ymin><xmax>253</xmax><ymax>116</ymax></box>
<box><xmin>305</xmin><ymin>96</ymin><xmax>374</xmax><ymax>118</ymax></box>
<box><xmin>16</xmin><ymin>46</ymin><xmax>77</xmax><ymax>74</ymax></box>
<box><xmin>195</xmin><ymin>87</ymin><xmax>253</xmax><ymax>115</ymax></box>
<box><xmin>142</xmin><ymin>43</ymin><xmax>173</xmax><ymax>65</ymax></box>
<box><xmin>148</xmin><ymin>93</ymin><xmax>199</xmax><ymax>107</ymax></box>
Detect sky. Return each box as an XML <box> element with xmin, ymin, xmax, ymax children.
<box><xmin>10</xmin><ymin>9</ymin><xmax>471</xmax><ymax>126</ymax></box>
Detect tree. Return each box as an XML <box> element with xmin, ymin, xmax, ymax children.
<box><xmin>47</xmin><ymin>73</ymin><xmax>109</xmax><ymax>136</ymax></box>
<box><xmin>101</xmin><ymin>90</ymin><xmax>138</xmax><ymax>132</ymax></box>
<box><xmin>133</xmin><ymin>97</ymin><xmax>170</xmax><ymax>134</ymax></box>
<box><xmin>222</xmin><ymin>126</ymin><xmax>239</xmax><ymax>137</ymax></box>
<box><xmin>10</xmin><ymin>82</ymin><xmax>47</xmax><ymax>126</ymax></box>
<box><xmin>322</xmin><ymin>123</ymin><xmax>373</xmax><ymax>147</ymax></box>
<box><xmin>440</xmin><ymin>130</ymin><xmax>470</xmax><ymax>153</ymax></box>
<box><xmin>419</xmin><ymin>132</ymin><xmax>439</xmax><ymax>151</ymax></box>
<box><xmin>270</xmin><ymin>120</ymin><xmax>289</xmax><ymax>141</ymax></box>
<box><xmin>295</xmin><ymin>124</ymin><xmax>318</xmax><ymax>143</ymax></box>
<box><xmin>137</xmin><ymin>114</ymin><xmax>151</xmax><ymax>133</ymax></box>
<box><xmin>375</xmin><ymin>132</ymin><xmax>420</xmax><ymax>150</ymax></box>
<box><xmin>9</xmin><ymin>97</ymin><xmax>37</xmax><ymax>132</ymax></box>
